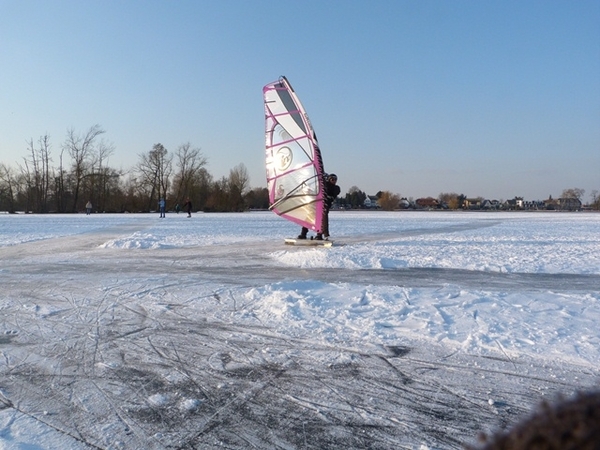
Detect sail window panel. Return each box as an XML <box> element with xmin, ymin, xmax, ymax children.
<box><xmin>275</xmin><ymin>89</ymin><xmax>307</xmax><ymax>135</ymax></box>
<box><xmin>271</xmin><ymin>166</ymin><xmax>318</xmax><ymax>202</ymax></box>
<box><xmin>273</xmin><ymin>113</ymin><xmax>308</xmax><ymax>148</ymax></box>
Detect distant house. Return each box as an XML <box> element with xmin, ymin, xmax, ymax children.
<box><xmin>464</xmin><ymin>198</ymin><xmax>484</xmax><ymax>210</ymax></box>
<box><xmin>399</xmin><ymin>198</ymin><xmax>411</xmax><ymax>209</ymax></box>
<box><xmin>515</xmin><ymin>197</ymin><xmax>524</xmax><ymax>208</ymax></box>
<box><xmin>523</xmin><ymin>200</ymin><xmax>546</xmax><ymax>210</ymax></box>
<box><xmin>481</xmin><ymin>199</ymin><xmax>497</xmax><ymax>210</ymax></box>
<box><xmin>504</xmin><ymin>197</ymin><xmax>524</xmax><ymax>210</ymax></box>
<box><xmin>363</xmin><ymin>195</ymin><xmax>379</xmax><ymax>209</ymax></box>
<box><xmin>544</xmin><ymin>197</ymin><xmax>559</xmax><ymax>210</ymax></box>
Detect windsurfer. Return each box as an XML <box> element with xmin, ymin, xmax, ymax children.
<box><xmin>298</xmin><ymin>173</ymin><xmax>340</xmax><ymax>240</ymax></box>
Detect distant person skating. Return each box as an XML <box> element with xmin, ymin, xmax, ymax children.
<box><xmin>158</xmin><ymin>198</ymin><xmax>166</xmax><ymax>218</ymax></box>
<box><xmin>184</xmin><ymin>198</ymin><xmax>192</xmax><ymax>218</ymax></box>
<box><xmin>85</xmin><ymin>201</ymin><xmax>92</xmax><ymax>215</ymax></box>
<box><xmin>298</xmin><ymin>173</ymin><xmax>340</xmax><ymax>240</ymax></box>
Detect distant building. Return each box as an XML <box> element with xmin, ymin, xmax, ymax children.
<box><xmin>481</xmin><ymin>199</ymin><xmax>494</xmax><ymax>210</ymax></box>
<box><xmin>523</xmin><ymin>200</ymin><xmax>546</xmax><ymax>210</ymax></box>
<box><xmin>504</xmin><ymin>197</ymin><xmax>524</xmax><ymax>210</ymax></box>
<box><xmin>464</xmin><ymin>198</ymin><xmax>484</xmax><ymax>210</ymax></box>
<box><xmin>363</xmin><ymin>195</ymin><xmax>380</xmax><ymax>209</ymax></box>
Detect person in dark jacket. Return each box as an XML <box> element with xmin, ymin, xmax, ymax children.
<box><xmin>183</xmin><ymin>198</ymin><xmax>192</xmax><ymax>218</ymax></box>
<box><xmin>298</xmin><ymin>173</ymin><xmax>340</xmax><ymax>240</ymax></box>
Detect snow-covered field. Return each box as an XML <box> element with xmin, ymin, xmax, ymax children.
<box><xmin>1</xmin><ymin>211</ymin><xmax>599</xmax><ymax>449</ymax></box>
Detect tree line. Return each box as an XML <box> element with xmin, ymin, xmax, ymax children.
<box><xmin>2</xmin><ymin>125</ymin><xmax>598</xmax><ymax>213</ymax></box>
<box><xmin>0</xmin><ymin>125</ymin><xmax>271</xmax><ymax>214</ymax></box>
<box><xmin>350</xmin><ymin>189</ymin><xmax>600</xmax><ymax>211</ymax></box>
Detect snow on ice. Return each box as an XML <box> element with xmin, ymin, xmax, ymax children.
<box><xmin>0</xmin><ymin>211</ymin><xmax>599</xmax><ymax>449</ymax></box>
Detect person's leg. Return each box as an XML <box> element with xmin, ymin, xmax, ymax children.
<box><xmin>321</xmin><ymin>209</ymin><xmax>330</xmax><ymax>238</ymax></box>
<box><xmin>298</xmin><ymin>227</ymin><xmax>308</xmax><ymax>239</ymax></box>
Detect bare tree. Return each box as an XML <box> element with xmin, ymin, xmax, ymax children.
<box><xmin>172</xmin><ymin>142</ymin><xmax>208</xmax><ymax>202</ymax></box>
<box><xmin>63</xmin><ymin>125</ymin><xmax>106</xmax><ymax>212</ymax></box>
<box><xmin>18</xmin><ymin>150</ymin><xmax>34</xmax><ymax>213</ymax></box>
<box><xmin>205</xmin><ymin>176</ymin><xmax>229</xmax><ymax>211</ymax></box>
<box><xmin>439</xmin><ymin>192</ymin><xmax>460</xmax><ymax>210</ymax></box>
<box><xmin>559</xmin><ymin>188</ymin><xmax>585</xmax><ymax>211</ymax></box>
<box><xmin>591</xmin><ymin>190</ymin><xmax>600</xmax><ymax>210</ymax></box>
<box><xmin>0</xmin><ymin>163</ymin><xmax>18</xmax><ymax>213</ymax></box>
<box><xmin>378</xmin><ymin>191</ymin><xmax>401</xmax><ymax>211</ymax></box>
<box><xmin>20</xmin><ymin>135</ymin><xmax>53</xmax><ymax>213</ymax></box>
<box><xmin>228</xmin><ymin>163</ymin><xmax>250</xmax><ymax>211</ymax></box>
<box><xmin>54</xmin><ymin>147</ymin><xmax>68</xmax><ymax>213</ymax></box>
<box><xmin>135</xmin><ymin>143</ymin><xmax>172</xmax><ymax>211</ymax></box>
<box><xmin>192</xmin><ymin>167</ymin><xmax>213</xmax><ymax>211</ymax></box>
<box><xmin>229</xmin><ymin>163</ymin><xmax>250</xmax><ymax>192</ymax></box>
<box><xmin>561</xmin><ymin>188</ymin><xmax>585</xmax><ymax>200</ymax></box>
<box><xmin>88</xmin><ymin>139</ymin><xmax>116</xmax><ymax>212</ymax></box>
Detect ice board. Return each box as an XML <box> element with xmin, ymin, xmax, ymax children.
<box><xmin>285</xmin><ymin>238</ymin><xmax>333</xmax><ymax>247</ymax></box>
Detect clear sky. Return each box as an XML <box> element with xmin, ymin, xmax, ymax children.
<box><xmin>1</xmin><ymin>0</ymin><xmax>599</xmax><ymax>201</ymax></box>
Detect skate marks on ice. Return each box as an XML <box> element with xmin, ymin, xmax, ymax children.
<box><xmin>336</xmin><ymin>218</ymin><xmax>504</xmax><ymax>246</ymax></box>
<box><xmin>6</xmin><ymin>235</ymin><xmax>596</xmax><ymax>293</ymax></box>
<box><xmin>1</xmin><ymin>292</ymin><xmax>597</xmax><ymax>450</ymax></box>
<box><xmin>2</xmin><ymin>218</ymin><xmax>599</xmax><ymax>293</ymax></box>
<box><xmin>1</xmin><ymin>224</ymin><xmax>599</xmax><ymax>448</ymax></box>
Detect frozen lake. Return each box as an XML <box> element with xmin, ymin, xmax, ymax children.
<box><xmin>0</xmin><ymin>211</ymin><xmax>599</xmax><ymax>449</ymax></box>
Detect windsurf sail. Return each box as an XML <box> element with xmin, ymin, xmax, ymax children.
<box><xmin>263</xmin><ymin>76</ymin><xmax>325</xmax><ymax>232</ymax></box>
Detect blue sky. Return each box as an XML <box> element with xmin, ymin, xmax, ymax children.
<box><xmin>1</xmin><ymin>0</ymin><xmax>599</xmax><ymax>201</ymax></box>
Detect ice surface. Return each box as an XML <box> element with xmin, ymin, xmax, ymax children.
<box><xmin>0</xmin><ymin>211</ymin><xmax>599</xmax><ymax>449</ymax></box>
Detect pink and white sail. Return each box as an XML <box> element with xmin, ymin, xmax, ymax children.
<box><xmin>263</xmin><ymin>76</ymin><xmax>325</xmax><ymax>232</ymax></box>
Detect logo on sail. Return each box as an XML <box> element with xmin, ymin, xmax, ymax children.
<box><xmin>276</xmin><ymin>147</ymin><xmax>293</xmax><ymax>171</ymax></box>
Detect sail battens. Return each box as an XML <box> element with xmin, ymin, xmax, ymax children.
<box><xmin>266</xmin><ymin>162</ymin><xmax>315</xmax><ymax>180</ymax></box>
<box><xmin>265</xmin><ymin>135</ymin><xmax>311</xmax><ymax>149</ymax></box>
